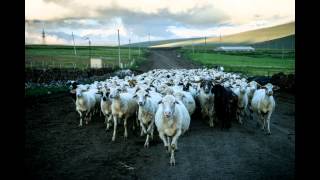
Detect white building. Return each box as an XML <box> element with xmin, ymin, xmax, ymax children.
<box><xmin>90</xmin><ymin>58</ymin><xmax>102</xmax><ymax>68</ymax></box>
<box><xmin>214</xmin><ymin>46</ymin><xmax>255</xmax><ymax>52</ymax></box>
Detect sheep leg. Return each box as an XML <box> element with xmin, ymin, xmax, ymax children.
<box><xmin>136</xmin><ymin>117</ymin><xmax>140</xmax><ymax>131</ymax></box>
<box><xmin>171</xmin><ymin>129</ymin><xmax>181</xmax><ymax>151</ymax></box>
<box><xmin>78</xmin><ymin>110</ymin><xmax>83</xmax><ymax>127</ymax></box>
<box><xmin>106</xmin><ymin>115</ymin><xmax>112</xmax><ymax>131</ymax></box>
<box><xmin>104</xmin><ymin>115</ymin><xmax>108</xmax><ymax>124</ymax></box>
<box><xmin>261</xmin><ymin>115</ymin><xmax>266</xmax><ymax>131</ymax></box>
<box><xmin>159</xmin><ymin>132</ymin><xmax>168</xmax><ymax>150</ymax></box>
<box><xmin>249</xmin><ymin>107</ymin><xmax>254</xmax><ymax>121</ymax></box>
<box><xmin>84</xmin><ymin>111</ymin><xmax>90</xmax><ymax>125</ymax></box>
<box><xmin>123</xmin><ymin>117</ymin><xmax>128</xmax><ymax>140</ymax></box>
<box><xmin>112</xmin><ymin>116</ymin><xmax>117</xmax><ymax>142</ymax></box>
<box><xmin>144</xmin><ymin>134</ymin><xmax>150</xmax><ymax>148</ymax></box>
<box><xmin>140</xmin><ymin>121</ymin><xmax>147</xmax><ymax>136</ymax></box>
<box><xmin>167</xmin><ymin>137</ymin><xmax>171</xmax><ymax>153</ymax></box>
<box><xmin>148</xmin><ymin>122</ymin><xmax>154</xmax><ymax>140</ymax></box>
<box><xmin>238</xmin><ymin>109</ymin><xmax>243</xmax><ymax>124</ymax></box>
<box><xmin>209</xmin><ymin>117</ymin><xmax>214</xmax><ymax>127</ymax></box>
<box><xmin>266</xmin><ymin>112</ymin><xmax>272</xmax><ymax>135</ymax></box>
<box><xmin>170</xmin><ymin>145</ymin><xmax>176</xmax><ymax>166</ymax></box>
<box><xmin>132</xmin><ymin>118</ymin><xmax>136</xmax><ymax>131</ymax></box>
<box><xmin>146</xmin><ymin>120</ymin><xmax>154</xmax><ymax>134</ymax></box>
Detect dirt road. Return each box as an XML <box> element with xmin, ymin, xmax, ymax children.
<box><xmin>138</xmin><ymin>49</ymin><xmax>201</xmax><ymax>71</ymax></box>
<box><xmin>25</xmin><ymin>49</ymin><xmax>295</xmax><ymax>179</ymax></box>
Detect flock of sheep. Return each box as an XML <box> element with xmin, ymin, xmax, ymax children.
<box><xmin>68</xmin><ymin>68</ymin><xmax>279</xmax><ymax>166</ymax></box>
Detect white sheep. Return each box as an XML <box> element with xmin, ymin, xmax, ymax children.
<box><xmin>109</xmin><ymin>87</ymin><xmax>138</xmax><ymax>141</ymax></box>
<box><xmin>97</xmin><ymin>87</ymin><xmax>113</xmax><ymax>131</ymax></box>
<box><xmin>155</xmin><ymin>95</ymin><xmax>190</xmax><ymax>166</ymax></box>
<box><xmin>232</xmin><ymin>83</ymin><xmax>249</xmax><ymax>124</ymax></box>
<box><xmin>198</xmin><ymin>79</ymin><xmax>216</xmax><ymax>127</ymax></box>
<box><xmin>251</xmin><ymin>83</ymin><xmax>278</xmax><ymax>135</ymax></box>
<box><xmin>133</xmin><ymin>88</ymin><xmax>162</xmax><ymax>148</ymax></box>
<box><xmin>173</xmin><ymin>90</ymin><xmax>196</xmax><ymax>116</ymax></box>
<box><xmin>75</xmin><ymin>86</ymin><xmax>97</xmax><ymax>127</ymax></box>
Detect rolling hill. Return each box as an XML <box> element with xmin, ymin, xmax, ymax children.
<box><xmin>129</xmin><ymin>22</ymin><xmax>295</xmax><ymax>48</ymax></box>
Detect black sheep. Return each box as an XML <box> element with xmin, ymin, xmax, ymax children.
<box><xmin>211</xmin><ymin>84</ymin><xmax>238</xmax><ymax>129</ymax></box>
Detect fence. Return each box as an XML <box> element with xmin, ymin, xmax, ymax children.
<box><xmin>25</xmin><ymin>67</ymin><xmax>118</xmax><ymax>84</ymax></box>
<box><xmin>26</xmin><ymin>58</ymin><xmax>137</xmax><ymax>70</ymax></box>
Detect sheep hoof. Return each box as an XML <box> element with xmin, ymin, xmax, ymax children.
<box><xmin>170</xmin><ymin>159</ymin><xmax>176</xmax><ymax>166</ymax></box>
<box><xmin>112</xmin><ymin>137</ymin><xmax>115</xmax><ymax>142</ymax></box>
<box><xmin>78</xmin><ymin>124</ymin><xmax>82</xmax><ymax>127</ymax></box>
<box><xmin>266</xmin><ymin>132</ymin><xmax>271</xmax><ymax>135</ymax></box>
<box><xmin>144</xmin><ymin>143</ymin><xmax>149</xmax><ymax>148</ymax></box>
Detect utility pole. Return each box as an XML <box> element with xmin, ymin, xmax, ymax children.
<box><xmin>128</xmin><ymin>39</ymin><xmax>131</xmax><ymax>60</ymax></box>
<box><xmin>204</xmin><ymin>36</ymin><xmax>207</xmax><ymax>53</ymax></box>
<box><xmin>83</xmin><ymin>36</ymin><xmax>90</xmax><ymax>59</ymax></box>
<box><xmin>89</xmin><ymin>39</ymin><xmax>91</xmax><ymax>59</ymax></box>
<box><xmin>42</xmin><ymin>28</ymin><xmax>46</xmax><ymax>45</ymax></box>
<box><xmin>282</xmin><ymin>44</ymin><xmax>284</xmax><ymax>60</ymax></box>
<box><xmin>117</xmin><ymin>29</ymin><xmax>121</xmax><ymax>68</ymax></box>
<box><xmin>72</xmin><ymin>32</ymin><xmax>77</xmax><ymax>56</ymax></box>
<box><xmin>192</xmin><ymin>40</ymin><xmax>194</xmax><ymax>56</ymax></box>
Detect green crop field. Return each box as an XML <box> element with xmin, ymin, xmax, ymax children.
<box><xmin>25</xmin><ymin>45</ymin><xmax>150</xmax><ymax>69</ymax></box>
<box><xmin>180</xmin><ymin>49</ymin><xmax>295</xmax><ymax>76</ymax></box>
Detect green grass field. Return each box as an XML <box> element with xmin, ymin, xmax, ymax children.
<box><xmin>25</xmin><ymin>45</ymin><xmax>149</xmax><ymax>69</ymax></box>
<box><xmin>180</xmin><ymin>49</ymin><xmax>295</xmax><ymax>76</ymax></box>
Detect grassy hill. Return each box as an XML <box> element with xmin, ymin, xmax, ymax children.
<box><xmin>251</xmin><ymin>34</ymin><xmax>295</xmax><ymax>50</ymax></box>
<box><xmin>131</xmin><ymin>22</ymin><xmax>294</xmax><ymax>48</ymax></box>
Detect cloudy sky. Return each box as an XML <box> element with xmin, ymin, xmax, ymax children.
<box><xmin>25</xmin><ymin>0</ymin><xmax>295</xmax><ymax>46</ymax></box>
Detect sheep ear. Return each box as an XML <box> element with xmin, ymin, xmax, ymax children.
<box><xmin>133</xmin><ymin>94</ymin><xmax>137</xmax><ymax>98</ymax></box>
<box><xmin>273</xmin><ymin>85</ymin><xmax>280</xmax><ymax>91</ymax></box>
<box><xmin>175</xmin><ymin>100</ymin><xmax>180</xmax><ymax>104</ymax></box>
<box><xmin>135</xmin><ymin>87</ymin><xmax>140</xmax><ymax>93</ymax></box>
<box><xmin>96</xmin><ymin>91</ymin><xmax>102</xmax><ymax>95</ymax></box>
<box><xmin>256</xmin><ymin>83</ymin><xmax>262</xmax><ymax>88</ymax></box>
<box><xmin>158</xmin><ymin>100</ymin><xmax>162</xmax><ymax>104</ymax></box>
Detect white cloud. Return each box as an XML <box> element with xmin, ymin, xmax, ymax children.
<box><xmin>26</xmin><ymin>0</ymin><xmax>294</xmax><ymax>24</ymax></box>
<box><xmin>25</xmin><ymin>0</ymin><xmax>295</xmax><ymax>45</ymax></box>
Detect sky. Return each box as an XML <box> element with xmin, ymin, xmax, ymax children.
<box><xmin>25</xmin><ymin>0</ymin><xmax>295</xmax><ymax>46</ymax></box>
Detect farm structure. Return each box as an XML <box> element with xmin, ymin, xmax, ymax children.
<box><xmin>215</xmin><ymin>46</ymin><xmax>255</xmax><ymax>52</ymax></box>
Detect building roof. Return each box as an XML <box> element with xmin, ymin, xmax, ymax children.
<box><xmin>216</xmin><ymin>46</ymin><xmax>255</xmax><ymax>50</ymax></box>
